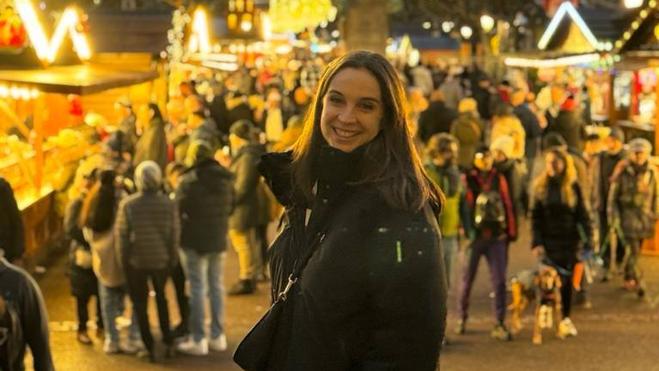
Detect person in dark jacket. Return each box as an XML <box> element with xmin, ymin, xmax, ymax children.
<box><xmin>115</xmin><ymin>97</ymin><xmax>138</xmax><ymax>157</ymax></box>
<box><xmin>0</xmin><ymin>252</ymin><xmax>54</xmax><ymax>371</ymax></box>
<box><xmin>240</xmin><ymin>51</ymin><xmax>446</xmax><ymax>371</ymax></box>
<box><xmin>116</xmin><ymin>161</ymin><xmax>179</xmax><ymax>361</ymax></box>
<box><xmin>133</xmin><ymin>103</ymin><xmax>169</xmax><ymax>172</ymax></box>
<box><xmin>227</xmin><ymin>120</ymin><xmax>264</xmax><ymax>296</ymax></box>
<box><xmin>418</xmin><ymin>89</ymin><xmax>458</xmax><ymax>143</ymax></box>
<box><xmin>65</xmin><ymin>170</ymin><xmax>103</xmax><ymax>345</ymax></box>
<box><xmin>545</xmin><ymin>95</ymin><xmax>585</xmax><ymax>152</ymax></box>
<box><xmin>512</xmin><ymin>90</ymin><xmax>543</xmax><ymax>164</ymax></box>
<box><xmin>591</xmin><ymin>128</ymin><xmax>626</xmax><ymax>275</ymax></box>
<box><xmin>608</xmin><ymin>138</ymin><xmax>658</xmax><ymax>298</ymax></box>
<box><xmin>175</xmin><ymin>141</ymin><xmax>234</xmax><ymax>355</ymax></box>
<box><xmin>457</xmin><ymin>146</ymin><xmax>517</xmax><ymax>341</ymax></box>
<box><xmin>0</xmin><ymin>177</ymin><xmax>24</xmax><ymax>265</ymax></box>
<box><xmin>531</xmin><ymin>148</ymin><xmax>592</xmax><ymax>338</ymax></box>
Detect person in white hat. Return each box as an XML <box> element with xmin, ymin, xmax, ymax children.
<box><xmin>608</xmin><ymin>138</ymin><xmax>657</xmax><ymax>298</ymax></box>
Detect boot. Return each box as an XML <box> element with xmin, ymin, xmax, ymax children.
<box><xmin>228</xmin><ymin>279</ymin><xmax>255</xmax><ymax>296</ymax></box>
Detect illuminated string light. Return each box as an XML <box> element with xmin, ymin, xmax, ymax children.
<box><xmin>537</xmin><ymin>2</ymin><xmax>599</xmax><ymax>50</ymax></box>
<box><xmin>15</xmin><ymin>1</ymin><xmax>91</xmax><ymax>64</ymax></box>
<box><xmin>188</xmin><ymin>7</ymin><xmax>211</xmax><ymax>54</ymax></box>
<box><xmin>504</xmin><ymin>53</ymin><xmax>601</xmax><ymax>68</ymax></box>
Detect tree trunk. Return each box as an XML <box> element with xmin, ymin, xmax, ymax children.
<box><xmin>342</xmin><ymin>0</ymin><xmax>389</xmax><ymax>54</ymax></box>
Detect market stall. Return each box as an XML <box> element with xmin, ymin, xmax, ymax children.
<box><xmin>0</xmin><ymin>2</ymin><xmax>160</xmax><ymax>263</ymax></box>
<box><xmin>610</xmin><ymin>0</ymin><xmax>659</xmax><ymax>255</ymax></box>
<box><xmin>503</xmin><ymin>1</ymin><xmax>625</xmax><ymax>122</ymax></box>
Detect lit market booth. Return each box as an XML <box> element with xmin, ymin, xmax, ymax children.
<box><xmin>504</xmin><ymin>1</ymin><xmax>626</xmax><ymax>123</ymax></box>
<box><xmin>610</xmin><ymin>0</ymin><xmax>659</xmax><ymax>255</ymax></box>
<box><xmin>0</xmin><ymin>1</ymin><xmax>159</xmax><ymax>262</ymax></box>
<box><xmin>610</xmin><ymin>1</ymin><xmax>659</xmax><ymax>153</ymax></box>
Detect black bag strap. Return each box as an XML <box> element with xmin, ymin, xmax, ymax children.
<box><xmin>277</xmin><ymin>188</ymin><xmax>348</xmax><ymax>301</ymax></box>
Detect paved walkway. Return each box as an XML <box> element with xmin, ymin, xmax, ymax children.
<box><xmin>27</xmin><ymin>219</ymin><xmax>659</xmax><ymax>370</ymax></box>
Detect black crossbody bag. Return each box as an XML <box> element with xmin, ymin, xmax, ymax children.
<box><xmin>233</xmin><ymin>203</ymin><xmax>334</xmax><ymax>370</ymax></box>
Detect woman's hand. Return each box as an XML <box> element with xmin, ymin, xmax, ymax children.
<box><xmin>532</xmin><ymin>245</ymin><xmax>545</xmax><ymax>258</ymax></box>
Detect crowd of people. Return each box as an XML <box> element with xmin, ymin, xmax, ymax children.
<box><xmin>0</xmin><ymin>50</ymin><xmax>657</xmax><ymax>370</ymax></box>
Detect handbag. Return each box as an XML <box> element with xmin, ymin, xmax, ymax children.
<box><xmin>233</xmin><ymin>229</ymin><xmax>326</xmax><ymax>371</ymax></box>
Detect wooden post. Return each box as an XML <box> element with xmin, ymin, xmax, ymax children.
<box><xmin>33</xmin><ymin>93</ymin><xmax>44</xmax><ymax>193</ymax></box>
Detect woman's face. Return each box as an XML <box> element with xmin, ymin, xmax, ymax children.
<box><xmin>320</xmin><ymin>67</ymin><xmax>384</xmax><ymax>153</ymax></box>
<box><xmin>545</xmin><ymin>152</ymin><xmax>565</xmax><ymax>177</ymax></box>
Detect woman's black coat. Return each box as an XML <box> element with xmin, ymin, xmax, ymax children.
<box><xmin>64</xmin><ymin>195</ymin><xmax>98</xmax><ymax>298</ymax></box>
<box><xmin>255</xmin><ymin>150</ymin><xmax>446</xmax><ymax>371</ymax></box>
<box><xmin>531</xmin><ymin>180</ymin><xmax>591</xmax><ymax>263</ymax></box>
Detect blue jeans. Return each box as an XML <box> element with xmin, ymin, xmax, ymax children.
<box><xmin>98</xmin><ymin>284</ymin><xmax>140</xmax><ymax>344</ymax></box>
<box><xmin>180</xmin><ymin>249</ymin><xmax>226</xmax><ymax>342</ymax></box>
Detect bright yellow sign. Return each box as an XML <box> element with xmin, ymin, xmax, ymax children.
<box><xmin>14</xmin><ymin>0</ymin><xmax>91</xmax><ymax>65</ymax></box>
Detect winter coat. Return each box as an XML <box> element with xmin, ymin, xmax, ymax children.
<box><xmin>190</xmin><ymin>117</ymin><xmax>222</xmax><ymax>153</ymax></box>
<box><xmin>425</xmin><ymin>163</ymin><xmax>469</xmax><ymax>237</ymax></box>
<box><xmin>450</xmin><ymin>113</ymin><xmax>483</xmax><ymax>170</ymax></box>
<box><xmin>133</xmin><ymin>117</ymin><xmax>168</xmax><ymax>171</ymax></box>
<box><xmin>85</xmin><ymin>227</ymin><xmax>124</xmax><ymax>288</ymax></box>
<box><xmin>464</xmin><ymin>168</ymin><xmax>517</xmax><ymax>240</ymax></box>
<box><xmin>608</xmin><ymin>161</ymin><xmax>659</xmax><ymax>241</ymax></box>
<box><xmin>532</xmin><ymin>179</ymin><xmax>591</xmax><ymax>261</ymax></box>
<box><xmin>64</xmin><ymin>195</ymin><xmax>98</xmax><ymax>298</ymax></box>
<box><xmin>0</xmin><ymin>257</ymin><xmax>54</xmax><ymax>371</ymax></box>
<box><xmin>495</xmin><ymin>159</ymin><xmax>526</xmax><ymax>222</ymax></box>
<box><xmin>118</xmin><ymin>113</ymin><xmax>137</xmax><ymax>155</ymax></box>
<box><xmin>545</xmin><ymin>110</ymin><xmax>585</xmax><ymax>152</ymax></box>
<box><xmin>176</xmin><ymin>159</ymin><xmax>234</xmax><ymax>254</ymax></box>
<box><xmin>256</xmin><ymin>149</ymin><xmax>446</xmax><ymax>371</ymax></box>
<box><xmin>229</xmin><ymin>144</ymin><xmax>263</xmax><ymax>230</ymax></box>
<box><xmin>513</xmin><ymin>103</ymin><xmax>543</xmax><ymax>160</ymax></box>
<box><xmin>491</xmin><ymin>115</ymin><xmax>526</xmax><ymax>160</ymax></box>
<box><xmin>591</xmin><ymin>150</ymin><xmax>626</xmax><ymax>213</ymax></box>
<box><xmin>439</xmin><ymin>79</ymin><xmax>464</xmax><ymax>110</ymax></box>
<box><xmin>418</xmin><ymin>100</ymin><xmax>458</xmax><ymax>143</ymax></box>
<box><xmin>115</xmin><ymin>190</ymin><xmax>180</xmax><ymax>271</ymax></box>
<box><xmin>0</xmin><ymin>177</ymin><xmax>24</xmax><ymax>262</ymax></box>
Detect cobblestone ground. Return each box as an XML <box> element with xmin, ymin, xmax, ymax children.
<box><xmin>27</xmin><ymin>220</ymin><xmax>659</xmax><ymax>371</ymax></box>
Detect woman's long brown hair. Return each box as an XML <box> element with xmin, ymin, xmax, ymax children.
<box><xmin>291</xmin><ymin>51</ymin><xmax>444</xmax><ymax>212</ymax></box>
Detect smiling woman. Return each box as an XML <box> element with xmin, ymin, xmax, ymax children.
<box><xmin>235</xmin><ymin>51</ymin><xmax>447</xmax><ymax>371</ymax></box>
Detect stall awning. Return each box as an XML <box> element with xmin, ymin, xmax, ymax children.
<box><xmin>0</xmin><ymin>64</ymin><xmax>159</xmax><ymax>95</ymax></box>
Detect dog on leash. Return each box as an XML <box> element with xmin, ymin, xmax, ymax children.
<box><xmin>509</xmin><ymin>265</ymin><xmax>563</xmax><ymax>345</ymax></box>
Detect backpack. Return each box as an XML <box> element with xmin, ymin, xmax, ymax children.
<box><xmin>0</xmin><ymin>292</ymin><xmax>23</xmax><ymax>371</ymax></box>
<box><xmin>474</xmin><ymin>173</ymin><xmax>506</xmax><ymax>229</ymax></box>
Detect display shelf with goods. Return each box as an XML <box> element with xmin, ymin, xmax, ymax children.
<box><xmin>611</xmin><ymin>0</ymin><xmax>659</xmax><ymax>255</ymax></box>
<box><xmin>0</xmin><ymin>1</ymin><xmax>160</xmax><ymax>263</ymax></box>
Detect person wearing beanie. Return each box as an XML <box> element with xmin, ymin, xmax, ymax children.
<box><xmin>424</xmin><ymin>133</ymin><xmax>468</xmax><ymax>289</ymax></box>
<box><xmin>175</xmin><ymin>141</ymin><xmax>234</xmax><ymax>355</ymax></box>
<box><xmin>115</xmin><ymin>160</ymin><xmax>179</xmax><ymax>361</ymax></box>
<box><xmin>457</xmin><ymin>146</ymin><xmax>517</xmax><ymax>341</ymax></box>
<box><xmin>545</xmin><ymin>93</ymin><xmax>586</xmax><ymax>153</ymax></box>
<box><xmin>491</xmin><ymin>135</ymin><xmax>526</xmax><ymax>220</ymax></box>
<box><xmin>608</xmin><ymin>138</ymin><xmax>657</xmax><ymax>298</ymax></box>
<box><xmin>451</xmin><ymin>98</ymin><xmax>484</xmax><ymax>170</ymax></box>
<box><xmin>227</xmin><ymin>120</ymin><xmax>264</xmax><ymax>295</ymax></box>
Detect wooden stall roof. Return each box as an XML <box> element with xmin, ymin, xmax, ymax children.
<box><xmin>0</xmin><ymin>64</ymin><xmax>159</xmax><ymax>95</ymax></box>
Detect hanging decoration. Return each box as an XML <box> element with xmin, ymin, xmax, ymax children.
<box><xmin>268</xmin><ymin>0</ymin><xmax>335</xmax><ymax>34</ymax></box>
